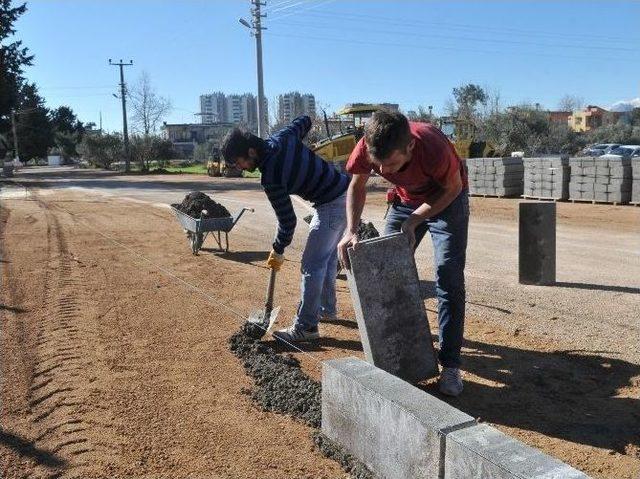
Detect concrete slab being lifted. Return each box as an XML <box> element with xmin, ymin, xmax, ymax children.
<box><xmin>346</xmin><ymin>232</ymin><xmax>439</xmax><ymax>382</ymax></box>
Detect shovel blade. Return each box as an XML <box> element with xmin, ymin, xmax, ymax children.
<box><xmin>246</xmin><ymin>306</ymin><xmax>280</xmax><ymax>338</ymax></box>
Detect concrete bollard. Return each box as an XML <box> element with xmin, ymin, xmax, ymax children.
<box><xmin>347</xmin><ymin>232</ymin><xmax>439</xmax><ymax>382</ymax></box>
<box><xmin>519</xmin><ymin>202</ymin><xmax>556</xmax><ymax>285</ymax></box>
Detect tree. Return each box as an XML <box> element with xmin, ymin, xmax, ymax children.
<box><xmin>130</xmin><ymin>135</ymin><xmax>174</xmax><ymax>171</ymax></box>
<box><xmin>129</xmin><ymin>71</ymin><xmax>172</xmax><ymax>136</ymax></box>
<box><xmin>51</xmin><ymin>106</ymin><xmax>85</xmax><ymax>160</ymax></box>
<box><xmin>0</xmin><ymin>1</ymin><xmax>33</xmax><ymax>135</ymax></box>
<box><xmin>450</xmin><ymin>84</ymin><xmax>488</xmax><ymax>140</ymax></box>
<box><xmin>78</xmin><ymin>133</ymin><xmax>123</xmax><ymax>169</ymax></box>
<box><xmin>557</xmin><ymin>95</ymin><xmax>584</xmax><ymax>112</ymax></box>
<box><xmin>406</xmin><ymin>105</ymin><xmax>436</xmax><ymax>123</ymax></box>
<box><xmin>481</xmin><ymin>105</ymin><xmax>558</xmax><ymax>156</ymax></box>
<box><xmin>193</xmin><ymin>139</ymin><xmax>217</xmax><ymax>163</ymax></box>
<box><xmin>14</xmin><ymin>83</ymin><xmax>52</xmax><ymax>161</ymax></box>
<box><xmin>452</xmin><ymin>84</ymin><xmax>488</xmax><ymax>116</ymax></box>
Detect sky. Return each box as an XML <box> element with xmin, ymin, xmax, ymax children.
<box><xmin>12</xmin><ymin>0</ymin><xmax>640</xmax><ymax>132</ymax></box>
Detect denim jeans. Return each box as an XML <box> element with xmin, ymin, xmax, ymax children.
<box><xmin>294</xmin><ymin>193</ymin><xmax>347</xmax><ymax>331</ymax></box>
<box><xmin>384</xmin><ymin>189</ymin><xmax>469</xmax><ymax>368</ymax></box>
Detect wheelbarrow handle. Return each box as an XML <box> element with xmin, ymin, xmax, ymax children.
<box><xmin>264</xmin><ymin>268</ymin><xmax>276</xmax><ymax>314</ymax></box>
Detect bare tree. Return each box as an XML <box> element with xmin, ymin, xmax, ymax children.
<box><xmin>129</xmin><ymin>71</ymin><xmax>172</xmax><ymax>136</ymax></box>
<box><xmin>557</xmin><ymin>94</ymin><xmax>584</xmax><ymax>112</ymax></box>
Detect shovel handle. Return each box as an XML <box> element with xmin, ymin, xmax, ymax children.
<box><xmin>264</xmin><ymin>268</ymin><xmax>276</xmax><ymax>314</ymax></box>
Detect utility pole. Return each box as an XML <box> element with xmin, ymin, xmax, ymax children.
<box><xmin>10</xmin><ymin>110</ymin><xmax>19</xmax><ymax>162</ymax></box>
<box><xmin>240</xmin><ymin>1</ymin><xmax>267</xmax><ymax>137</ymax></box>
<box><xmin>109</xmin><ymin>59</ymin><xmax>133</xmax><ymax>172</ymax></box>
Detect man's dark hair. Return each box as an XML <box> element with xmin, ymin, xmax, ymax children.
<box><xmin>221</xmin><ymin>128</ymin><xmax>262</xmax><ymax>164</ymax></box>
<box><xmin>364</xmin><ymin>110</ymin><xmax>411</xmax><ymax>160</ymax></box>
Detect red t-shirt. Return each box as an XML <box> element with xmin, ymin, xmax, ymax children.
<box><xmin>346</xmin><ymin>122</ymin><xmax>468</xmax><ymax>207</ymax></box>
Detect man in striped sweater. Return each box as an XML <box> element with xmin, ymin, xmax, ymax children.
<box><xmin>221</xmin><ymin>116</ymin><xmax>349</xmax><ymax>342</ymax></box>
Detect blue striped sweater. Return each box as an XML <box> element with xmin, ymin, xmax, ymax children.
<box><xmin>258</xmin><ymin>116</ymin><xmax>349</xmax><ymax>254</ymax></box>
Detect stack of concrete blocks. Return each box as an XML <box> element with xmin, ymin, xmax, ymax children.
<box><xmin>632</xmin><ymin>157</ymin><xmax>640</xmax><ymax>205</ymax></box>
<box><xmin>569</xmin><ymin>156</ymin><xmax>632</xmax><ymax>204</ymax></box>
<box><xmin>466</xmin><ymin>157</ymin><xmax>524</xmax><ymax>197</ymax></box>
<box><xmin>323</xmin><ymin>357</ymin><xmax>591</xmax><ymax>479</ymax></box>
<box><xmin>346</xmin><ymin>233</ymin><xmax>439</xmax><ymax>383</ymax></box>
<box><xmin>523</xmin><ymin>157</ymin><xmax>570</xmax><ymax>200</ymax></box>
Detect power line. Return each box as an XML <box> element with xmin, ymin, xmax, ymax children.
<box><xmin>38</xmin><ymin>85</ymin><xmax>115</xmax><ymax>90</ymax></box>
<box><xmin>267</xmin><ymin>0</ymin><xmax>308</xmax><ymax>15</ymax></box>
<box><xmin>264</xmin><ymin>31</ymin><xmax>629</xmax><ymax>63</ymax></box>
<box><xmin>294</xmin><ymin>9</ymin><xmax>639</xmax><ymax>45</ymax></box>
<box><xmin>269</xmin><ymin>0</ymin><xmax>336</xmax><ymax>22</ymax></box>
<box><xmin>263</xmin><ymin>0</ymin><xmax>298</xmax><ymax>13</ymax></box>
<box><xmin>271</xmin><ymin>19</ymin><xmax>639</xmax><ymax>54</ymax></box>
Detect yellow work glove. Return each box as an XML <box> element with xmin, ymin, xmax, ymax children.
<box><xmin>267</xmin><ymin>250</ymin><xmax>285</xmax><ymax>271</ymax></box>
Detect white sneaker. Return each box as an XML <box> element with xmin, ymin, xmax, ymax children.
<box><xmin>438</xmin><ymin>367</ymin><xmax>463</xmax><ymax>397</ymax></box>
<box><xmin>272</xmin><ymin>324</ymin><xmax>320</xmax><ymax>343</ymax></box>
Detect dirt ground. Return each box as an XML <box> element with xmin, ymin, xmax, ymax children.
<box><xmin>1</xmin><ymin>168</ymin><xmax>639</xmax><ymax>479</ymax></box>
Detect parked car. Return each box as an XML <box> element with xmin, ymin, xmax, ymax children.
<box><xmin>601</xmin><ymin>145</ymin><xmax>640</xmax><ymax>159</ymax></box>
<box><xmin>582</xmin><ymin>143</ymin><xmax>621</xmax><ymax>156</ymax></box>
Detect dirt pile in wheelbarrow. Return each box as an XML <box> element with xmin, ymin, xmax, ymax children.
<box><xmin>172</xmin><ymin>191</ymin><xmax>230</xmax><ymax>218</ymax></box>
<box><xmin>303</xmin><ymin>215</ymin><xmax>379</xmax><ymax>240</ymax></box>
<box><xmin>229</xmin><ymin>327</ymin><xmax>374</xmax><ymax>479</ymax></box>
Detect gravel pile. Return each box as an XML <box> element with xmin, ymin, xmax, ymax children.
<box><xmin>229</xmin><ymin>326</ymin><xmax>321</xmax><ymax>427</ymax></box>
<box><xmin>229</xmin><ymin>326</ymin><xmax>375</xmax><ymax>478</ymax></box>
<box><xmin>303</xmin><ymin>215</ymin><xmax>380</xmax><ymax>240</ymax></box>
<box><xmin>172</xmin><ymin>191</ymin><xmax>230</xmax><ymax>218</ymax></box>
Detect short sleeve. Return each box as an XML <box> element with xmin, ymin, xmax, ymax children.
<box><xmin>417</xmin><ymin>125</ymin><xmax>460</xmax><ymax>187</ymax></box>
<box><xmin>346</xmin><ymin>138</ymin><xmax>374</xmax><ymax>175</ymax></box>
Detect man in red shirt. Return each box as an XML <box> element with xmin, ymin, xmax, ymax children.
<box><xmin>337</xmin><ymin>110</ymin><xmax>469</xmax><ymax>396</ymax></box>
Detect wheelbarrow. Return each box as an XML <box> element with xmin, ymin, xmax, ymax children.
<box><xmin>171</xmin><ymin>206</ymin><xmax>254</xmax><ymax>254</ymax></box>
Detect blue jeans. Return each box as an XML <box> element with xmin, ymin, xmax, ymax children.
<box><xmin>384</xmin><ymin>189</ymin><xmax>469</xmax><ymax>368</ymax></box>
<box><xmin>294</xmin><ymin>193</ymin><xmax>347</xmax><ymax>331</ymax></box>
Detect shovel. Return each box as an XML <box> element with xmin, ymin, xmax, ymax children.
<box><xmin>245</xmin><ymin>268</ymin><xmax>280</xmax><ymax>340</ymax></box>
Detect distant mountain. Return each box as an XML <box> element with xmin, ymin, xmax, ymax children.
<box><xmin>609</xmin><ymin>98</ymin><xmax>640</xmax><ymax>112</ymax></box>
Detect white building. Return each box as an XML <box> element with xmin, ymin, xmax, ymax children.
<box><xmin>200</xmin><ymin>92</ymin><xmax>226</xmax><ymax>124</ymax></box>
<box><xmin>200</xmin><ymin>92</ymin><xmax>266</xmax><ymax>133</ymax></box>
<box><xmin>277</xmin><ymin>92</ymin><xmax>316</xmax><ymax>123</ymax></box>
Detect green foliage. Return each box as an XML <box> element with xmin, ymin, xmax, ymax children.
<box><xmin>51</xmin><ymin>106</ymin><xmax>85</xmax><ymax>159</ymax></box>
<box><xmin>406</xmin><ymin>105</ymin><xmax>436</xmax><ymax>123</ymax></box>
<box><xmin>77</xmin><ymin>133</ymin><xmax>123</xmax><ymax>169</ymax></box>
<box><xmin>585</xmin><ymin>123</ymin><xmax>640</xmax><ymax>145</ymax></box>
<box><xmin>15</xmin><ymin>83</ymin><xmax>52</xmax><ymax>160</ymax></box>
<box><xmin>0</xmin><ymin>1</ymin><xmax>33</xmax><ymax>134</ymax></box>
<box><xmin>450</xmin><ymin>84</ymin><xmax>488</xmax><ymax>140</ymax></box>
<box><xmin>130</xmin><ymin>135</ymin><xmax>175</xmax><ymax>171</ymax></box>
<box><xmin>192</xmin><ymin>139</ymin><xmax>217</xmax><ymax>162</ymax></box>
<box><xmin>480</xmin><ymin>105</ymin><xmax>578</xmax><ymax>156</ymax></box>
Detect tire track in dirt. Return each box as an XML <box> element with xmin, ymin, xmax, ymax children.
<box><xmin>23</xmin><ymin>196</ymin><xmax>119</xmax><ymax>478</ymax></box>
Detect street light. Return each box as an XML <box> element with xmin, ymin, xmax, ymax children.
<box><xmin>239</xmin><ymin>18</ymin><xmax>251</xmax><ymax>28</ymax></box>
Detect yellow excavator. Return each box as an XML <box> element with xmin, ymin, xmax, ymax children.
<box><xmin>311</xmin><ymin>104</ymin><xmax>381</xmax><ymax>170</ymax></box>
<box><xmin>207</xmin><ymin>150</ymin><xmax>242</xmax><ymax>177</ymax></box>
<box><xmin>312</xmin><ymin>104</ymin><xmax>495</xmax><ymax>167</ymax></box>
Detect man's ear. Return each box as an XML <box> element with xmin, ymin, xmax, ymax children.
<box><xmin>407</xmin><ymin>138</ymin><xmax>416</xmax><ymax>153</ymax></box>
<box><xmin>247</xmin><ymin>147</ymin><xmax>257</xmax><ymax>159</ymax></box>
